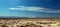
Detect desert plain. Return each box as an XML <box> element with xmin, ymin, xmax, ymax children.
<box><xmin>0</xmin><ymin>18</ymin><xmax>60</xmax><ymax>27</ymax></box>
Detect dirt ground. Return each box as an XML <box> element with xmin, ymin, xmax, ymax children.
<box><xmin>0</xmin><ymin>18</ymin><xmax>60</xmax><ymax>27</ymax></box>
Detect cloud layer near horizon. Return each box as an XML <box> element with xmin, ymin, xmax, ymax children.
<box><xmin>9</xmin><ymin>6</ymin><xmax>60</xmax><ymax>13</ymax></box>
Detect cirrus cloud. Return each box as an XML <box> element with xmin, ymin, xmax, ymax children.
<box><xmin>9</xmin><ymin>6</ymin><xmax>60</xmax><ymax>13</ymax></box>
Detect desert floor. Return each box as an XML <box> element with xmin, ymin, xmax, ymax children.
<box><xmin>0</xmin><ymin>18</ymin><xmax>60</xmax><ymax>27</ymax></box>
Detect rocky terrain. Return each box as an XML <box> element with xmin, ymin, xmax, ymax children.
<box><xmin>0</xmin><ymin>18</ymin><xmax>60</xmax><ymax>27</ymax></box>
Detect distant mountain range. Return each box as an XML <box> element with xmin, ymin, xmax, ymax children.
<box><xmin>0</xmin><ymin>16</ymin><xmax>60</xmax><ymax>18</ymax></box>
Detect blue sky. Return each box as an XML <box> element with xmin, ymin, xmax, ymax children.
<box><xmin>0</xmin><ymin>0</ymin><xmax>60</xmax><ymax>18</ymax></box>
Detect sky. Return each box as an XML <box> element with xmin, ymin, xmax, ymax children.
<box><xmin>0</xmin><ymin>0</ymin><xmax>60</xmax><ymax>18</ymax></box>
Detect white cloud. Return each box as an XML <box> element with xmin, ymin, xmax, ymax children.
<box><xmin>9</xmin><ymin>6</ymin><xmax>60</xmax><ymax>13</ymax></box>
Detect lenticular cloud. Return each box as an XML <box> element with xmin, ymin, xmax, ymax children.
<box><xmin>9</xmin><ymin>6</ymin><xmax>60</xmax><ymax>13</ymax></box>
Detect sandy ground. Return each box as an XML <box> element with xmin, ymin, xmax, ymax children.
<box><xmin>0</xmin><ymin>18</ymin><xmax>60</xmax><ymax>27</ymax></box>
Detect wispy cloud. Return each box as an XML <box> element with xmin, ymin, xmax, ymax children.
<box><xmin>9</xmin><ymin>6</ymin><xmax>60</xmax><ymax>13</ymax></box>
